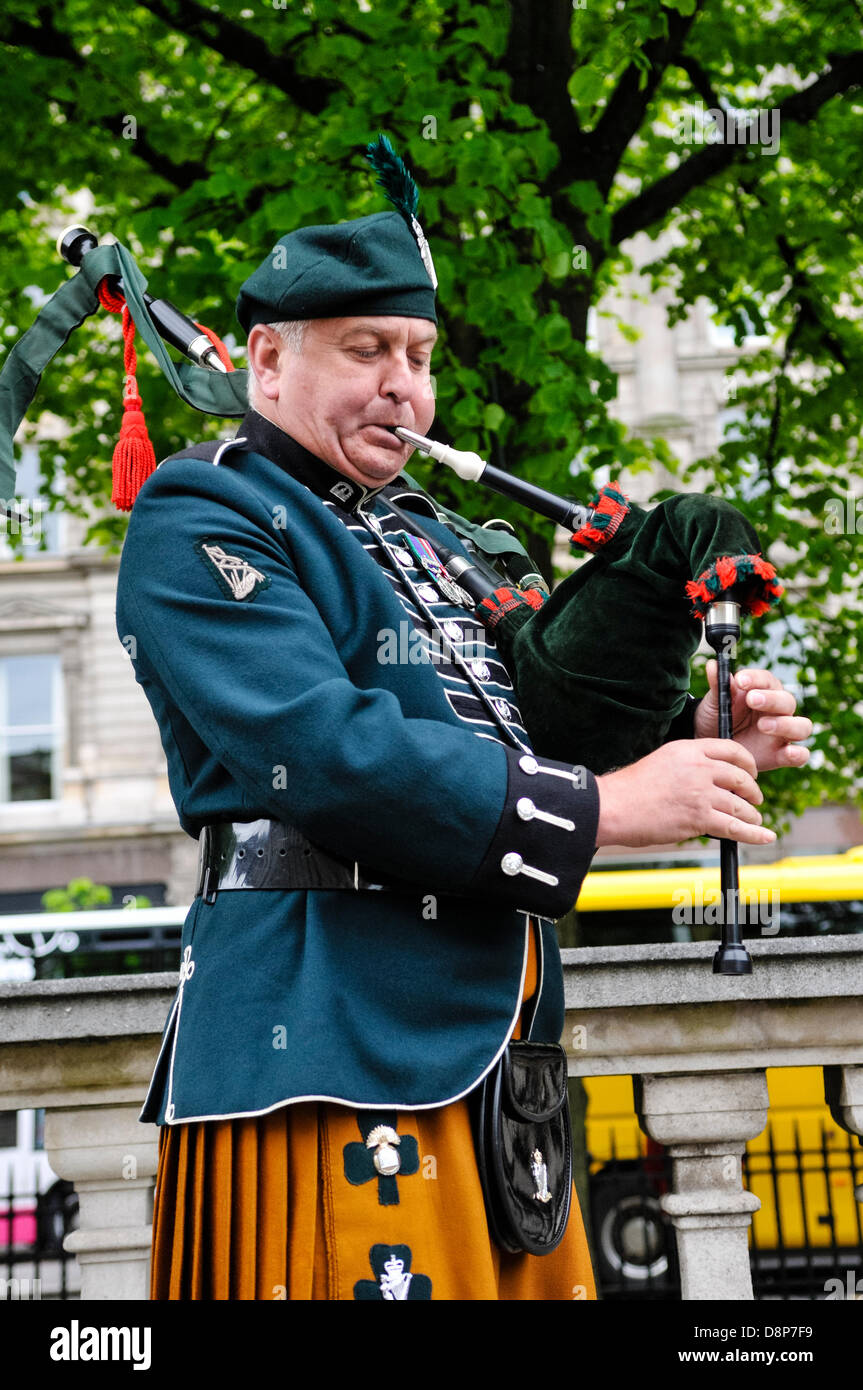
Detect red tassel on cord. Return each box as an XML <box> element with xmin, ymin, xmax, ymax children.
<box><xmin>98</xmin><ymin>279</ymin><xmax>157</xmax><ymax>511</ymax></box>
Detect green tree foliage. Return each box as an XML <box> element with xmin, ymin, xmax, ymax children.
<box><xmin>1</xmin><ymin>0</ymin><xmax>861</xmax><ymax>824</ymax></box>
<box><xmin>41</xmin><ymin>878</ymin><xmax>113</xmax><ymax>912</ymax></box>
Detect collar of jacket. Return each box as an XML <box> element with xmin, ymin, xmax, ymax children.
<box><xmin>238</xmin><ymin>409</ymin><xmax>397</xmax><ymax>515</ymax></box>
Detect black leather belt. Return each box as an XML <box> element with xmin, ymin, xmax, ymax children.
<box><xmin>195</xmin><ymin>819</ymin><xmax>396</xmax><ymax>902</ymax></box>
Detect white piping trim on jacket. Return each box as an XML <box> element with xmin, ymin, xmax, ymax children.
<box><xmin>137</xmin><ymin>989</ymin><xmax>181</xmax><ymax>1121</ymax></box>
<box><xmin>212</xmin><ymin>437</ymin><xmax>248</xmax><ymax>467</ymax></box>
<box><xmin>149</xmin><ymin>915</ymin><xmax>531</xmax><ymax>1125</ymax></box>
<box><xmin>163</xmin><ymin>947</ymin><xmax>193</xmax><ymax>1124</ymax></box>
<box><xmin>355</xmin><ymin>503</ymin><xmax>533</xmax><ymax>757</ymax></box>
<box><xmin>139</xmin><ymin>900</ymin><xmax>202</xmax><ymax>1122</ymax></box>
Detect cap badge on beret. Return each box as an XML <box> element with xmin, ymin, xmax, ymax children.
<box><xmin>365</xmin><ymin>134</ymin><xmax>438</xmax><ymax>290</ymax></box>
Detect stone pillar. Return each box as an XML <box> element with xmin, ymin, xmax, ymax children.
<box><xmin>635</xmin><ymin>1071</ymin><xmax>769</xmax><ymax>1300</ymax></box>
<box><xmin>823</xmin><ymin>1065</ymin><xmax>863</xmax><ymax>1203</ymax></box>
<box><xmin>45</xmin><ymin>1104</ymin><xmax>158</xmax><ymax>1300</ymax></box>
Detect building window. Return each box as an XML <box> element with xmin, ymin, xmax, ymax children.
<box><xmin>0</xmin><ymin>443</ymin><xmax>62</xmax><ymax>557</ymax></box>
<box><xmin>0</xmin><ymin>1111</ymin><xmax>17</xmax><ymax>1149</ymax></box>
<box><xmin>0</xmin><ymin>654</ymin><xmax>62</xmax><ymax>802</ymax></box>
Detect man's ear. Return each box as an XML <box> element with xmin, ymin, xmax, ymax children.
<box><xmin>247</xmin><ymin>325</ymin><xmax>283</xmax><ymax>401</ymax></box>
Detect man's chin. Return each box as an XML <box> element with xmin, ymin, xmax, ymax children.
<box><xmin>341</xmin><ymin>445</ymin><xmax>407</xmax><ymax>487</ymax></box>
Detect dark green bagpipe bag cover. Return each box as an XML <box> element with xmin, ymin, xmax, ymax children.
<box><xmin>491</xmin><ymin>483</ymin><xmax>783</xmax><ymax>777</ymax></box>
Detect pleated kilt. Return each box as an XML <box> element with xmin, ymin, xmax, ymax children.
<box><xmin>149</xmin><ymin>929</ymin><xmax>597</xmax><ymax>1302</ymax></box>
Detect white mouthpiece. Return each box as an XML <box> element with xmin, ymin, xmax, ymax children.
<box><xmin>394</xmin><ymin>427</ymin><xmax>487</xmax><ymax>480</ymax></box>
<box><xmin>428</xmin><ymin>441</ymin><xmax>487</xmax><ymax>480</ymax></box>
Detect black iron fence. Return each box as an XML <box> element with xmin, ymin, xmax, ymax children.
<box><xmin>0</xmin><ymin>1168</ymin><xmax>80</xmax><ymax>1301</ymax></box>
<box><xmin>746</xmin><ymin>1122</ymin><xmax>863</xmax><ymax>1300</ymax></box>
<box><xmin>589</xmin><ymin>1121</ymin><xmax>863</xmax><ymax>1301</ymax></box>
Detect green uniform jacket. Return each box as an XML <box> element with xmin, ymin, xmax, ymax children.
<box><xmin>116</xmin><ymin>412</ymin><xmax>601</xmax><ymax>1125</ymax></box>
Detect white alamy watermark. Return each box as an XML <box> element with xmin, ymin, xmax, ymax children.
<box><xmin>378</xmin><ymin>621</ymin><xmax>487</xmax><ymax>666</ymax></box>
<box><xmin>49</xmin><ymin>1321</ymin><xmax>151</xmax><ymax>1371</ymax></box>
<box><xmin>825</xmin><ymin>490</ymin><xmax>863</xmax><ymax>534</ymax></box>
<box><xmin>824</xmin><ymin>1271</ymin><xmax>863</xmax><ymax>1300</ymax></box>
<box><xmin>672</xmin><ymin>887</ymin><xmax>779</xmax><ymax>934</ymax></box>
<box><xmin>673</xmin><ymin>101</ymin><xmax>780</xmax><ymax>156</ymax></box>
<box><xmin>0</xmin><ymin>1276</ymin><xmax>41</xmax><ymax>1299</ymax></box>
<box><xmin>1</xmin><ymin>497</ymin><xmax>46</xmax><ymax>541</ymax></box>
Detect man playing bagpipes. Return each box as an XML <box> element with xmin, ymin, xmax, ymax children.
<box><xmin>0</xmin><ymin>138</ymin><xmax>811</xmax><ymax>1299</ymax></box>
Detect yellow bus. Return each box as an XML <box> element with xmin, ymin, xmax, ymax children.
<box><xmin>566</xmin><ymin>846</ymin><xmax>863</xmax><ymax>1299</ymax></box>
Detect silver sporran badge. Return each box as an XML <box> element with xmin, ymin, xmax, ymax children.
<box><xmin>530</xmin><ymin>1148</ymin><xmax>553</xmax><ymax>1204</ymax></box>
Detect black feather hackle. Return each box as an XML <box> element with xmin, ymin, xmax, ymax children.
<box><xmin>365</xmin><ymin>134</ymin><xmax>420</xmax><ymax>223</ymax></box>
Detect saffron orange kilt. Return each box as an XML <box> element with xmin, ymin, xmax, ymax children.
<box><xmin>149</xmin><ymin>930</ymin><xmax>597</xmax><ymax>1301</ymax></box>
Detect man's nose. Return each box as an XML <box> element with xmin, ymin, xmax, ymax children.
<box><xmin>378</xmin><ymin>351</ymin><xmax>415</xmax><ymax>401</ymax></box>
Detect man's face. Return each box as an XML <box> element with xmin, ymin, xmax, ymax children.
<box><xmin>249</xmin><ymin>316</ymin><xmax>437</xmax><ymax>487</ymax></box>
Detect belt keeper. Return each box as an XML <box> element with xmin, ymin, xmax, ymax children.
<box><xmin>202</xmin><ymin>863</ymin><xmax>219</xmax><ymax>905</ymax></box>
<box><xmin>198</xmin><ymin>825</ymin><xmax>218</xmax><ymax>904</ymax></box>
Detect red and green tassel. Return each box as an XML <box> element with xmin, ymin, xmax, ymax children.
<box><xmin>570</xmin><ymin>480</ymin><xmax>630</xmax><ymax>553</ymax></box>
<box><xmin>477</xmin><ymin>585</ymin><xmax>546</xmax><ymax>631</ymax></box>
<box><xmin>685</xmin><ymin>553</ymin><xmax>784</xmax><ymax>620</ymax></box>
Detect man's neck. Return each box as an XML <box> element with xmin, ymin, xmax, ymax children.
<box><xmin>240</xmin><ymin>409</ymin><xmax>394</xmax><ymax>514</ymax></box>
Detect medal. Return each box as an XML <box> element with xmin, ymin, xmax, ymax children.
<box><xmin>402</xmin><ymin>533</ymin><xmax>474</xmax><ymax>608</ymax></box>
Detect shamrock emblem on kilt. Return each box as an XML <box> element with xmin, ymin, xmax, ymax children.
<box><xmin>343</xmin><ymin>1111</ymin><xmax>420</xmax><ymax>1206</ymax></box>
<box><xmin>354</xmin><ymin>1245</ymin><xmax>432</xmax><ymax>1301</ymax></box>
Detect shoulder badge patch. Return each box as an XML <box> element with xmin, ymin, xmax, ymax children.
<box><xmin>194</xmin><ymin>538</ymin><xmax>271</xmax><ymax>602</ymax></box>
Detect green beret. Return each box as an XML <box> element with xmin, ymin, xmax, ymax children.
<box><xmin>236</xmin><ymin>211</ymin><xmax>437</xmax><ymax>332</ymax></box>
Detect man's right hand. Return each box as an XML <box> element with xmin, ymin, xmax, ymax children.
<box><xmin>595</xmin><ymin>739</ymin><xmax>776</xmax><ymax>849</ymax></box>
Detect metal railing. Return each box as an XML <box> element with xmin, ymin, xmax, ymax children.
<box><xmin>588</xmin><ymin>1120</ymin><xmax>863</xmax><ymax>1301</ymax></box>
<box><xmin>746</xmin><ymin>1122</ymin><xmax>863</xmax><ymax>1300</ymax></box>
<box><xmin>0</xmin><ymin>1164</ymin><xmax>80</xmax><ymax>1300</ymax></box>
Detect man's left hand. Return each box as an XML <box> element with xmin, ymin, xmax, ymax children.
<box><xmin>693</xmin><ymin>662</ymin><xmax>813</xmax><ymax>773</ymax></box>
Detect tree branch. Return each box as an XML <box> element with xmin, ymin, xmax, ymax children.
<box><xmin>774</xmin><ymin>232</ymin><xmax>849</xmax><ymax>369</ymax></box>
<box><xmin>502</xmin><ymin>0</ymin><xmax>581</xmax><ymax>166</ymax></box>
<box><xmin>611</xmin><ymin>49</ymin><xmax>863</xmax><ymax>245</ymax></box>
<box><xmin>0</xmin><ymin>9</ymin><xmax>208</xmax><ymax>189</ymax></box>
<box><xmin>198</xmin><ymin>76</ymin><xmax>258</xmax><ymax>168</ymax></box>
<box><xmin>586</xmin><ymin>1</ymin><xmax>704</xmax><ymax>196</ymax></box>
<box><xmin>676</xmin><ymin>53</ymin><xmax>724</xmax><ymax>111</ymax></box>
<box><xmin>762</xmin><ymin>306</ymin><xmax>801</xmax><ymax>503</ymax></box>
<box><xmin>134</xmin><ymin>0</ymin><xmax>338</xmax><ymax>114</ymax></box>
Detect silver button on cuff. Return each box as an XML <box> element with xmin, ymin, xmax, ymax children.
<box><xmin>516</xmin><ymin>796</ymin><xmax>575</xmax><ymax>831</ymax></box>
<box><xmin>500</xmin><ymin>852</ymin><xmax>559</xmax><ymax>887</ymax></box>
<box><xmin>518</xmin><ymin>754</ymin><xmax>584</xmax><ymax>786</ymax></box>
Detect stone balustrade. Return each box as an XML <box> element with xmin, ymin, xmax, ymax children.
<box><xmin>1</xmin><ymin>935</ymin><xmax>861</xmax><ymax>1300</ymax></box>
